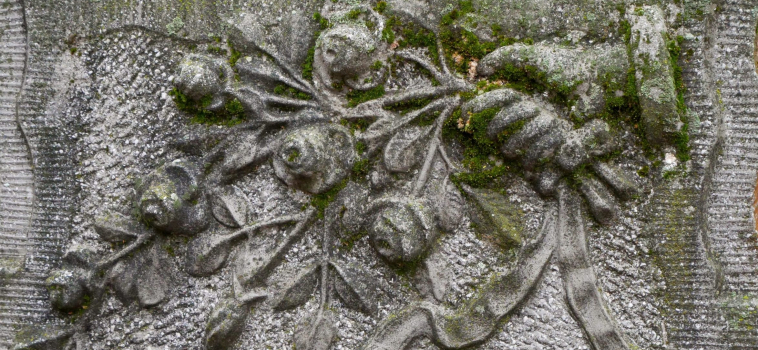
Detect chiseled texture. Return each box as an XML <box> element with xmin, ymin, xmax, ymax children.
<box><xmin>1</xmin><ymin>0</ymin><xmax>758</xmax><ymax>349</ymax></box>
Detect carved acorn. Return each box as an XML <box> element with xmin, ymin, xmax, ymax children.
<box><xmin>273</xmin><ymin>124</ymin><xmax>355</xmax><ymax>194</ymax></box>
<box><xmin>365</xmin><ymin>198</ymin><xmax>437</xmax><ymax>266</ymax></box>
<box><xmin>137</xmin><ymin>159</ymin><xmax>209</xmax><ymax>235</ymax></box>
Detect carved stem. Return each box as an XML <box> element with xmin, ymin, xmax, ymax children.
<box><xmin>357</xmin><ymin>97</ymin><xmax>454</xmax><ymax>145</ymax></box>
<box><xmin>412</xmin><ymin>102</ymin><xmax>456</xmax><ymax>197</ymax></box>
<box><xmin>95</xmin><ymin>230</ymin><xmax>155</xmax><ymax>271</ymax></box>
<box><xmin>233</xmin><ymin>212</ymin><xmax>311</xmax><ymax>241</ymax></box>
<box><xmin>320</xmin><ymin>223</ymin><xmax>331</xmax><ymax>310</ymax></box>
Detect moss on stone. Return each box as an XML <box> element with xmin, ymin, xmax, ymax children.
<box><xmin>310</xmin><ymin>179</ymin><xmax>348</xmax><ymax>219</ymax></box>
<box><xmin>346</xmin><ymin>85</ymin><xmax>385</xmax><ymax>107</ymax></box>
<box><xmin>169</xmin><ymin>88</ymin><xmax>246</xmax><ymax>126</ymax></box>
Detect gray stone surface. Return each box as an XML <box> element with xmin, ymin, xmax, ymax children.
<box><xmin>1</xmin><ymin>0</ymin><xmax>758</xmax><ymax>349</ymax></box>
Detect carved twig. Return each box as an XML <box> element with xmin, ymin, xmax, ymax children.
<box><xmin>236</xmin><ymin>86</ymin><xmax>320</xmax><ymax>110</ymax></box>
<box><xmin>252</xmin><ymin>46</ymin><xmax>315</xmax><ymax>96</ymax></box>
<box><xmin>230</xmin><ymin>212</ymin><xmax>311</xmax><ymax>242</ymax></box>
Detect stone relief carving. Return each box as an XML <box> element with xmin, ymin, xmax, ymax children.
<box><xmin>9</xmin><ymin>1</ymin><xmax>707</xmax><ymax>349</ymax></box>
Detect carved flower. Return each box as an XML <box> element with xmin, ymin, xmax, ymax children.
<box><xmin>273</xmin><ymin>124</ymin><xmax>355</xmax><ymax>194</ymax></box>
<box><xmin>365</xmin><ymin>198</ymin><xmax>437</xmax><ymax>265</ymax></box>
<box><xmin>46</xmin><ymin>268</ymin><xmax>87</xmax><ymax>312</ymax></box>
<box><xmin>137</xmin><ymin>159</ymin><xmax>209</xmax><ymax>235</ymax></box>
<box><xmin>174</xmin><ymin>54</ymin><xmax>224</xmax><ymax>101</ymax></box>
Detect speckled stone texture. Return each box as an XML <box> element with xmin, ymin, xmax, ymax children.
<box><xmin>1</xmin><ymin>0</ymin><xmax>758</xmax><ymax>349</ymax></box>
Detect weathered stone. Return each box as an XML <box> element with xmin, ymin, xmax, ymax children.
<box><xmin>3</xmin><ymin>0</ymin><xmax>758</xmax><ymax>349</ymax></box>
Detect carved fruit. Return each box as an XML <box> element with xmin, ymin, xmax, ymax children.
<box><xmin>46</xmin><ymin>269</ymin><xmax>88</xmax><ymax>312</ymax></box>
<box><xmin>137</xmin><ymin>159</ymin><xmax>209</xmax><ymax>235</ymax></box>
<box><xmin>365</xmin><ymin>198</ymin><xmax>436</xmax><ymax>265</ymax></box>
<box><xmin>273</xmin><ymin>124</ymin><xmax>355</xmax><ymax>194</ymax></box>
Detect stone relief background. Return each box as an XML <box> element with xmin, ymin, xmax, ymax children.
<box><xmin>0</xmin><ymin>0</ymin><xmax>757</xmax><ymax>349</ymax></box>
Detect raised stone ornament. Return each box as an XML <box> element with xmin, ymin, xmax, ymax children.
<box><xmin>3</xmin><ymin>0</ymin><xmax>758</xmax><ymax>350</ymax></box>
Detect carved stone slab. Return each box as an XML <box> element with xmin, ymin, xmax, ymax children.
<box><xmin>1</xmin><ymin>0</ymin><xmax>758</xmax><ymax>349</ymax></box>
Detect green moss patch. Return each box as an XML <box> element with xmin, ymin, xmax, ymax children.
<box><xmin>169</xmin><ymin>88</ymin><xmax>246</xmax><ymax>126</ymax></box>
<box><xmin>346</xmin><ymin>85</ymin><xmax>385</xmax><ymax>107</ymax></box>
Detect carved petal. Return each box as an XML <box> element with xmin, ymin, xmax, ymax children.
<box><xmin>294</xmin><ymin>310</ymin><xmax>337</xmax><ymax>350</ymax></box>
<box><xmin>273</xmin><ymin>263</ymin><xmax>319</xmax><ymax>311</ymax></box>
<box><xmin>205</xmin><ymin>298</ymin><xmax>250</xmax><ymax>350</ymax></box>
<box><xmin>330</xmin><ymin>260</ymin><xmax>378</xmax><ymax>315</ymax></box>
<box><xmin>211</xmin><ymin>186</ymin><xmax>251</xmax><ymax>228</ymax></box>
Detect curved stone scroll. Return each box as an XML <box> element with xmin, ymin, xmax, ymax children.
<box><xmin>363</xmin><ymin>187</ymin><xmax>630</xmax><ymax>350</ymax></box>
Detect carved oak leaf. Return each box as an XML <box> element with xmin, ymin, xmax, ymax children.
<box><xmin>273</xmin><ymin>263</ymin><xmax>320</xmax><ymax>311</ymax></box>
<box><xmin>93</xmin><ymin>212</ymin><xmax>142</xmax><ymax>243</ymax></box>
<box><xmin>294</xmin><ymin>310</ymin><xmax>337</xmax><ymax>350</ymax></box>
<box><xmin>383</xmin><ymin>125</ymin><xmax>433</xmax><ymax>172</ymax></box>
<box><xmin>211</xmin><ymin>186</ymin><xmax>251</xmax><ymax>228</ymax></box>
<box><xmin>205</xmin><ymin>298</ymin><xmax>250</xmax><ymax>350</ymax></box>
<box><xmin>330</xmin><ymin>260</ymin><xmax>378</xmax><ymax>315</ymax></box>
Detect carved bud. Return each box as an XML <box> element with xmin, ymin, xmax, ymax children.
<box><xmin>273</xmin><ymin>124</ymin><xmax>355</xmax><ymax>194</ymax></box>
<box><xmin>137</xmin><ymin>160</ymin><xmax>209</xmax><ymax>235</ymax></box>
<box><xmin>174</xmin><ymin>55</ymin><xmax>224</xmax><ymax>101</ymax></box>
<box><xmin>46</xmin><ymin>268</ymin><xmax>88</xmax><ymax>312</ymax></box>
<box><xmin>365</xmin><ymin>198</ymin><xmax>437</xmax><ymax>265</ymax></box>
